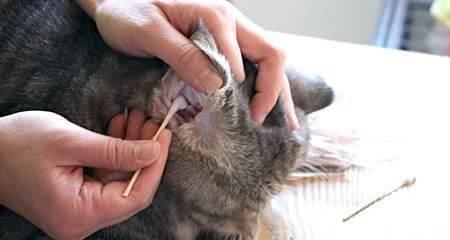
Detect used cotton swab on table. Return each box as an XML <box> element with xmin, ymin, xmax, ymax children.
<box><xmin>342</xmin><ymin>177</ymin><xmax>416</xmax><ymax>222</ymax></box>
<box><xmin>122</xmin><ymin>96</ymin><xmax>188</xmax><ymax>197</ymax></box>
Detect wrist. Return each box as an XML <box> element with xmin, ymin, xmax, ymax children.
<box><xmin>75</xmin><ymin>0</ymin><xmax>104</xmax><ymax>20</ymax></box>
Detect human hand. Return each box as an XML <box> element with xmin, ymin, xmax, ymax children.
<box><xmin>77</xmin><ymin>0</ymin><xmax>298</xmax><ymax>130</ymax></box>
<box><xmin>0</xmin><ymin>111</ymin><xmax>171</xmax><ymax>239</ymax></box>
<box><xmin>91</xmin><ymin>109</ymin><xmax>165</xmax><ymax>184</ymax></box>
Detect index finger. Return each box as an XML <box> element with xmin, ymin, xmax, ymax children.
<box><xmin>234</xmin><ymin>15</ymin><xmax>298</xmax><ymax>128</ymax></box>
<box><xmin>79</xmin><ymin>129</ymin><xmax>171</xmax><ymax>227</ymax></box>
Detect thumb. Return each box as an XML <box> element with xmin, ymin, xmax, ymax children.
<box><xmin>67</xmin><ymin>129</ymin><xmax>161</xmax><ymax>171</ymax></box>
<box><xmin>146</xmin><ymin>20</ymin><xmax>223</xmax><ymax>93</ymax></box>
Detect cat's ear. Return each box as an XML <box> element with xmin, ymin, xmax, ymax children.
<box><xmin>189</xmin><ymin>21</ymin><xmax>334</xmax><ymax>114</ymax></box>
<box><xmin>190</xmin><ymin>21</ymin><xmax>233</xmax><ymax>87</ymax></box>
<box><xmin>286</xmin><ymin>67</ymin><xmax>334</xmax><ymax>114</ymax></box>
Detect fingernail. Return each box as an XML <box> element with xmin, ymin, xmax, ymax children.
<box><xmin>288</xmin><ymin>112</ymin><xmax>300</xmax><ymax>131</ymax></box>
<box><xmin>136</xmin><ymin>141</ymin><xmax>160</xmax><ymax>161</ymax></box>
<box><xmin>153</xmin><ymin>129</ymin><xmax>172</xmax><ymax>142</ymax></box>
<box><xmin>161</xmin><ymin>129</ymin><xmax>172</xmax><ymax>141</ymax></box>
<box><xmin>289</xmin><ymin>118</ymin><xmax>300</xmax><ymax>131</ymax></box>
<box><xmin>198</xmin><ymin>70</ymin><xmax>223</xmax><ymax>93</ymax></box>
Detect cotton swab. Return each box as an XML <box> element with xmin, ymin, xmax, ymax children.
<box><xmin>122</xmin><ymin>96</ymin><xmax>188</xmax><ymax>197</ymax></box>
<box><xmin>342</xmin><ymin>177</ymin><xmax>416</xmax><ymax>222</ymax></box>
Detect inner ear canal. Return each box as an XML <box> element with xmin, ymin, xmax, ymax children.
<box><xmin>161</xmin><ymin>69</ymin><xmax>185</xmax><ymax>101</ymax></box>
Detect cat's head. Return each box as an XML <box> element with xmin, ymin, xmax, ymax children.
<box><xmin>147</xmin><ymin>23</ymin><xmax>333</xmax><ymax>214</ymax></box>
<box><xmin>149</xmin><ymin>23</ymin><xmax>288</xmax><ymax>160</ymax></box>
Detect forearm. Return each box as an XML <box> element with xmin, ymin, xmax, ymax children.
<box><xmin>0</xmin><ymin>125</ymin><xmax>4</xmax><ymax>207</ymax></box>
<box><xmin>75</xmin><ymin>0</ymin><xmax>103</xmax><ymax>19</ymax></box>
<box><xmin>0</xmin><ymin>115</ymin><xmax>12</xmax><ymax>207</ymax></box>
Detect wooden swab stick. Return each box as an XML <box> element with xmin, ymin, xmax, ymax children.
<box><xmin>342</xmin><ymin>177</ymin><xmax>416</xmax><ymax>222</ymax></box>
<box><xmin>122</xmin><ymin>96</ymin><xmax>188</xmax><ymax>197</ymax></box>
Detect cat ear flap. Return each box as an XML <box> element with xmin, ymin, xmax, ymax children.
<box><xmin>189</xmin><ymin>22</ymin><xmax>334</xmax><ymax>115</ymax></box>
<box><xmin>190</xmin><ymin>21</ymin><xmax>233</xmax><ymax>87</ymax></box>
<box><xmin>286</xmin><ymin>67</ymin><xmax>334</xmax><ymax>114</ymax></box>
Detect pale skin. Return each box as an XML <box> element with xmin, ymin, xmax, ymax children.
<box><xmin>79</xmin><ymin>0</ymin><xmax>299</xmax><ymax>128</ymax></box>
<box><xmin>0</xmin><ymin>110</ymin><xmax>170</xmax><ymax>239</ymax></box>
<box><xmin>0</xmin><ymin>0</ymin><xmax>298</xmax><ymax>239</ymax></box>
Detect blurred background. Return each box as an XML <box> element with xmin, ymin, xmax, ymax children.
<box><xmin>233</xmin><ymin>0</ymin><xmax>450</xmax><ymax>56</ymax></box>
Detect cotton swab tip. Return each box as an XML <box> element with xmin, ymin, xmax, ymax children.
<box><xmin>123</xmin><ymin>95</ymin><xmax>188</xmax><ymax>197</ymax></box>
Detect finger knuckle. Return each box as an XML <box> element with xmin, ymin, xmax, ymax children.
<box><xmin>205</xmin><ymin>1</ymin><xmax>233</xmax><ymax>23</ymax></box>
<box><xmin>106</xmin><ymin>138</ymin><xmax>122</xmax><ymax>169</ymax></box>
<box><xmin>267</xmin><ymin>93</ymin><xmax>280</xmax><ymax>108</ymax></box>
<box><xmin>175</xmin><ymin>44</ymin><xmax>205</xmax><ymax>75</ymax></box>
<box><xmin>263</xmin><ymin>88</ymin><xmax>282</xmax><ymax>111</ymax></box>
<box><xmin>265</xmin><ymin>77</ymin><xmax>283</xmax><ymax>97</ymax></box>
<box><xmin>265</xmin><ymin>44</ymin><xmax>286</xmax><ymax>63</ymax></box>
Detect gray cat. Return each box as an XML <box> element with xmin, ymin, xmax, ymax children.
<box><xmin>0</xmin><ymin>0</ymin><xmax>333</xmax><ymax>239</ymax></box>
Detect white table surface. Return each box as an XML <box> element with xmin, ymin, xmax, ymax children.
<box><xmin>263</xmin><ymin>32</ymin><xmax>450</xmax><ymax>240</ymax></box>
